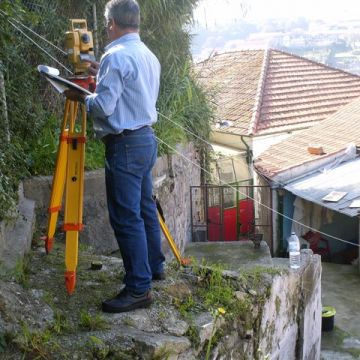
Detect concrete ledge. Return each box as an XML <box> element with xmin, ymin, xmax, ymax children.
<box><xmin>185</xmin><ymin>240</ymin><xmax>273</xmax><ymax>269</ymax></box>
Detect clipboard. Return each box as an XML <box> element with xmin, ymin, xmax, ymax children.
<box><xmin>37</xmin><ymin>65</ymin><xmax>92</xmax><ymax>95</ymax></box>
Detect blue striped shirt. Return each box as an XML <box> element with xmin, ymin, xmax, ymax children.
<box><xmin>85</xmin><ymin>33</ymin><xmax>161</xmax><ymax>139</ymax></box>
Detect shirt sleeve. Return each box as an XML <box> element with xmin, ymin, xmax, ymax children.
<box><xmin>85</xmin><ymin>53</ymin><xmax>124</xmax><ymax>119</ymax></box>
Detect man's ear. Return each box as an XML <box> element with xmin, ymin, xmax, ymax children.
<box><xmin>108</xmin><ymin>18</ymin><xmax>116</xmax><ymax>31</ymax></box>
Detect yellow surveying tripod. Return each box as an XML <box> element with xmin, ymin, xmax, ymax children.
<box><xmin>42</xmin><ymin>79</ymin><xmax>189</xmax><ymax>295</ymax></box>
<box><xmin>44</xmin><ymin>95</ymin><xmax>87</xmax><ymax>295</ymax></box>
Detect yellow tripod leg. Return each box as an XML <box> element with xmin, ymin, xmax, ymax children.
<box><xmin>158</xmin><ymin>213</ymin><xmax>191</xmax><ymax>266</ymax></box>
<box><xmin>63</xmin><ymin>103</ymin><xmax>86</xmax><ymax>294</ymax></box>
<box><xmin>44</xmin><ymin>100</ymin><xmax>71</xmax><ymax>253</ymax></box>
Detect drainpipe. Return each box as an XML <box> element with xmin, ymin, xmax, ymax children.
<box><xmin>240</xmin><ymin>135</ymin><xmax>253</xmax><ymax>182</ymax></box>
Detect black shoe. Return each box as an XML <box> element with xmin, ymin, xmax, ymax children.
<box><xmin>152</xmin><ymin>272</ymin><xmax>166</xmax><ymax>281</ymax></box>
<box><xmin>102</xmin><ymin>289</ymin><xmax>153</xmax><ymax>313</ymax></box>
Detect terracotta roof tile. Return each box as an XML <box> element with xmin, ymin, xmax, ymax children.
<box><xmin>254</xmin><ymin>97</ymin><xmax>360</xmax><ymax>179</ymax></box>
<box><xmin>194</xmin><ymin>50</ymin><xmax>266</xmax><ymax>135</ymax></box>
<box><xmin>194</xmin><ymin>49</ymin><xmax>360</xmax><ymax>136</ymax></box>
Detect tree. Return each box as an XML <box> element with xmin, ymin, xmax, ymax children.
<box><xmin>0</xmin><ymin>0</ymin><xmax>213</xmax><ymax>220</ymax></box>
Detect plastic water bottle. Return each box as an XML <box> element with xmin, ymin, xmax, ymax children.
<box><xmin>288</xmin><ymin>232</ymin><xmax>300</xmax><ymax>269</ymax></box>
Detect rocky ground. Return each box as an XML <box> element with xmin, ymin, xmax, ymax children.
<box><xmin>0</xmin><ymin>239</ymin><xmax>284</xmax><ymax>359</ymax></box>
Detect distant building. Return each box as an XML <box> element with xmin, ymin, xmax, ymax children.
<box><xmin>254</xmin><ymin>98</ymin><xmax>360</xmax><ymax>265</ymax></box>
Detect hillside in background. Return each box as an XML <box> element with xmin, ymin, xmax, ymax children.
<box><xmin>191</xmin><ymin>16</ymin><xmax>360</xmax><ymax>75</ymax></box>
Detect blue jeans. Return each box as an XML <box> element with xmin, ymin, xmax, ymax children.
<box><xmin>104</xmin><ymin>126</ymin><xmax>165</xmax><ymax>293</ymax></box>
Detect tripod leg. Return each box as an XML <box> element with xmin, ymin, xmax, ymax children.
<box><xmin>158</xmin><ymin>212</ymin><xmax>190</xmax><ymax>266</ymax></box>
<box><xmin>44</xmin><ymin>100</ymin><xmax>70</xmax><ymax>253</ymax></box>
<box><xmin>63</xmin><ymin>103</ymin><xmax>86</xmax><ymax>294</ymax></box>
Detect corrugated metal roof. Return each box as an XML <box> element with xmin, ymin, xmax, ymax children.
<box><xmin>284</xmin><ymin>158</ymin><xmax>360</xmax><ymax>217</ymax></box>
<box><xmin>194</xmin><ymin>49</ymin><xmax>360</xmax><ymax>136</ymax></box>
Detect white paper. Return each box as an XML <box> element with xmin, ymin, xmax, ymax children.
<box><xmin>37</xmin><ymin>65</ymin><xmax>60</xmax><ymax>76</ymax></box>
<box><xmin>349</xmin><ymin>199</ymin><xmax>360</xmax><ymax>208</ymax></box>
<box><xmin>322</xmin><ymin>191</ymin><xmax>347</xmax><ymax>202</ymax></box>
<box><xmin>47</xmin><ymin>78</ymin><xmax>67</xmax><ymax>94</ymax></box>
<box><xmin>37</xmin><ymin>64</ymin><xmax>92</xmax><ymax>95</ymax></box>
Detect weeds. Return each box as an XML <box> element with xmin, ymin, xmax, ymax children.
<box><xmin>151</xmin><ymin>346</ymin><xmax>174</xmax><ymax>360</ymax></box>
<box><xmin>49</xmin><ymin>310</ymin><xmax>71</xmax><ymax>334</ymax></box>
<box><xmin>194</xmin><ymin>262</ymin><xmax>235</xmax><ymax>311</ymax></box>
<box><xmin>238</xmin><ymin>266</ymin><xmax>283</xmax><ymax>289</ymax></box>
<box><xmin>185</xmin><ymin>325</ymin><xmax>200</xmax><ymax>348</ymax></box>
<box><xmin>13</xmin><ymin>254</ymin><xmax>31</xmax><ymax>287</ymax></box>
<box><xmin>175</xmin><ymin>294</ymin><xmax>196</xmax><ymax>319</ymax></box>
<box><xmin>86</xmin><ymin>336</ymin><xmax>110</xmax><ymax>360</ymax></box>
<box><xmin>0</xmin><ymin>332</ymin><xmax>8</xmax><ymax>353</ymax></box>
<box><xmin>79</xmin><ymin>310</ymin><xmax>109</xmax><ymax>331</ymax></box>
<box><xmin>205</xmin><ymin>308</ymin><xmax>226</xmax><ymax>360</ymax></box>
<box><xmin>13</xmin><ymin>324</ymin><xmax>59</xmax><ymax>360</ymax></box>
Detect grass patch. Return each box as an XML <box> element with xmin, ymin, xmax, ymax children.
<box><xmin>86</xmin><ymin>336</ymin><xmax>110</xmax><ymax>360</ymax></box>
<box><xmin>13</xmin><ymin>324</ymin><xmax>59</xmax><ymax>360</ymax></box>
<box><xmin>193</xmin><ymin>262</ymin><xmax>235</xmax><ymax>312</ymax></box>
<box><xmin>79</xmin><ymin>310</ymin><xmax>109</xmax><ymax>331</ymax></box>
<box><xmin>13</xmin><ymin>254</ymin><xmax>31</xmax><ymax>288</ymax></box>
<box><xmin>49</xmin><ymin>310</ymin><xmax>71</xmax><ymax>335</ymax></box>
<box><xmin>174</xmin><ymin>294</ymin><xmax>196</xmax><ymax>319</ymax></box>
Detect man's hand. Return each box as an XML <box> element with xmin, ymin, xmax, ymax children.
<box><xmin>64</xmin><ymin>90</ymin><xmax>86</xmax><ymax>103</ymax></box>
<box><xmin>87</xmin><ymin>60</ymin><xmax>100</xmax><ymax>76</ymax></box>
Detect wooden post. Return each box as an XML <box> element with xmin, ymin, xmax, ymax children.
<box><xmin>0</xmin><ymin>61</ymin><xmax>10</xmax><ymax>143</ymax></box>
<box><xmin>92</xmin><ymin>2</ymin><xmax>99</xmax><ymax>59</ymax></box>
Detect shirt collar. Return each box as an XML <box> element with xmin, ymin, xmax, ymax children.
<box><xmin>105</xmin><ymin>33</ymin><xmax>140</xmax><ymax>51</ymax></box>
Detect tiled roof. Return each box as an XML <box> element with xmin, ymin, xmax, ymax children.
<box><xmin>194</xmin><ymin>50</ymin><xmax>265</xmax><ymax>135</ymax></box>
<box><xmin>254</xmin><ymin>98</ymin><xmax>360</xmax><ymax>179</ymax></box>
<box><xmin>194</xmin><ymin>49</ymin><xmax>360</xmax><ymax>136</ymax></box>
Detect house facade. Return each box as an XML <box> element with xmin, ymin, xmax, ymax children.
<box><xmin>254</xmin><ymin>98</ymin><xmax>360</xmax><ymax>266</ymax></box>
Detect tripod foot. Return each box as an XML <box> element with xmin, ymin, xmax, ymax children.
<box><xmin>65</xmin><ymin>271</ymin><xmax>76</xmax><ymax>295</ymax></box>
<box><xmin>180</xmin><ymin>258</ymin><xmax>192</xmax><ymax>266</ymax></box>
<box><xmin>41</xmin><ymin>236</ymin><xmax>54</xmax><ymax>254</ymax></box>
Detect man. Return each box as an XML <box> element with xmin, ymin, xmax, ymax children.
<box><xmin>65</xmin><ymin>0</ymin><xmax>165</xmax><ymax>313</ymax></box>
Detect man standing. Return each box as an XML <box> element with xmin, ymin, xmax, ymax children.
<box><xmin>66</xmin><ymin>0</ymin><xmax>165</xmax><ymax>313</ymax></box>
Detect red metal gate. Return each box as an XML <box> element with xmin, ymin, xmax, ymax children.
<box><xmin>190</xmin><ymin>184</ymin><xmax>272</xmax><ymax>244</ymax></box>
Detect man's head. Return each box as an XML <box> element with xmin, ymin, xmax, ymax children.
<box><xmin>105</xmin><ymin>0</ymin><xmax>140</xmax><ymax>41</ymax></box>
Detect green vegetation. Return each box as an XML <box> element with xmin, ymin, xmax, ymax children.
<box><xmin>238</xmin><ymin>265</ymin><xmax>283</xmax><ymax>289</ymax></box>
<box><xmin>86</xmin><ymin>336</ymin><xmax>111</xmax><ymax>360</ymax></box>
<box><xmin>175</xmin><ymin>294</ymin><xmax>199</xmax><ymax>320</ymax></box>
<box><xmin>79</xmin><ymin>309</ymin><xmax>109</xmax><ymax>331</ymax></box>
<box><xmin>172</xmin><ymin>260</ymin><xmax>285</xmax><ymax>353</ymax></box>
<box><xmin>151</xmin><ymin>346</ymin><xmax>175</xmax><ymax>360</ymax></box>
<box><xmin>205</xmin><ymin>308</ymin><xmax>225</xmax><ymax>360</ymax></box>
<box><xmin>0</xmin><ymin>0</ymin><xmax>212</xmax><ymax>220</ymax></box>
<box><xmin>13</xmin><ymin>253</ymin><xmax>31</xmax><ymax>287</ymax></box>
<box><xmin>49</xmin><ymin>310</ymin><xmax>71</xmax><ymax>335</ymax></box>
<box><xmin>0</xmin><ymin>332</ymin><xmax>8</xmax><ymax>353</ymax></box>
<box><xmin>13</xmin><ymin>324</ymin><xmax>59</xmax><ymax>360</ymax></box>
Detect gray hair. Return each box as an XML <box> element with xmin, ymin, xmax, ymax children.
<box><xmin>105</xmin><ymin>0</ymin><xmax>140</xmax><ymax>29</ymax></box>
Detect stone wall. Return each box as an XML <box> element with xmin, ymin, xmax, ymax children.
<box><xmin>185</xmin><ymin>242</ymin><xmax>322</xmax><ymax>360</ymax></box>
<box><xmin>0</xmin><ymin>184</ymin><xmax>35</xmax><ymax>269</ymax></box>
<box><xmin>259</xmin><ymin>253</ymin><xmax>322</xmax><ymax>360</ymax></box>
<box><xmin>21</xmin><ymin>143</ymin><xmax>200</xmax><ymax>256</ymax></box>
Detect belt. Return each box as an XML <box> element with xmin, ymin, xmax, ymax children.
<box><xmin>101</xmin><ymin>126</ymin><xmax>150</xmax><ymax>145</ymax></box>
